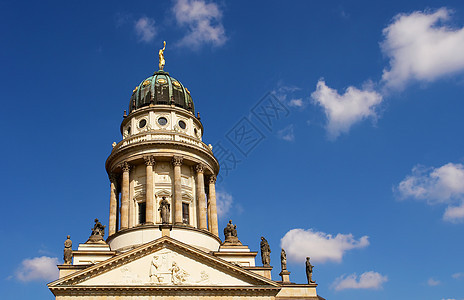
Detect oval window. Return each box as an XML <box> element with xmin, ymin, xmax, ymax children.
<box><xmin>158</xmin><ymin>117</ymin><xmax>168</xmax><ymax>126</ymax></box>
<box><xmin>178</xmin><ymin>120</ymin><xmax>186</xmax><ymax>129</ymax></box>
<box><xmin>139</xmin><ymin>119</ymin><xmax>147</xmax><ymax>128</ymax></box>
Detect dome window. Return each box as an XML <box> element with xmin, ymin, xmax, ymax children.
<box><xmin>157</xmin><ymin>78</ymin><xmax>167</xmax><ymax>84</ymax></box>
<box><xmin>158</xmin><ymin>117</ymin><xmax>168</xmax><ymax>126</ymax></box>
<box><xmin>138</xmin><ymin>119</ymin><xmax>147</xmax><ymax>128</ymax></box>
<box><xmin>126</xmin><ymin>126</ymin><xmax>131</xmax><ymax>135</ymax></box>
<box><xmin>178</xmin><ymin>120</ymin><xmax>186</xmax><ymax>130</ymax></box>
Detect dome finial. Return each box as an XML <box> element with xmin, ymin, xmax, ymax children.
<box><xmin>158</xmin><ymin>41</ymin><xmax>166</xmax><ymax>71</ymax></box>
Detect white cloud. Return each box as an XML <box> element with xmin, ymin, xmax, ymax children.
<box><xmin>311</xmin><ymin>80</ymin><xmax>383</xmax><ymax>139</ymax></box>
<box><xmin>277</xmin><ymin>124</ymin><xmax>295</xmax><ymax>142</ymax></box>
<box><xmin>289</xmin><ymin>98</ymin><xmax>304</xmax><ymax>108</ymax></box>
<box><xmin>396</xmin><ymin>163</ymin><xmax>464</xmax><ymax>223</ymax></box>
<box><xmin>280</xmin><ymin>228</ymin><xmax>369</xmax><ymax>263</ymax></box>
<box><xmin>452</xmin><ymin>272</ymin><xmax>464</xmax><ymax>279</ymax></box>
<box><xmin>15</xmin><ymin>256</ymin><xmax>59</xmax><ymax>282</ymax></box>
<box><xmin>173</xmin><ymin>0</ymin><xmax>226</xmax><ymax>48</ymax></box>
<box><xmin>134</xmin><ymin>17</ymin><xmax>156</xmax><ymax>43</ymax></box>
<box><xmin>428</xmin><ymin>278</ymin><xmax>441</xmax><ymax>286</ymax></box>
<box><xmin>381</xmin><ymin>8</ymin><xmax>464</xmax><ymax>90</ymax></box>
<box><xmin>216</xmin><ymin>190</ymin><xmax>233</xmax><ymax>217</ymax></box>
<box><xmin>332</xmin><ymin>271</ymin><xmax>388</xmax><ymax>291</ymax></box>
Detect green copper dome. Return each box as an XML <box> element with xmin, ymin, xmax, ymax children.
<box><xmin>129</xmin><ymin>71</ymin><xmax>194</xmax><ymax>114</ymax></box>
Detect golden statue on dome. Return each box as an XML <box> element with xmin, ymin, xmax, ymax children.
<box><xmin>159</xmin><ymin>41</ymin><xmax>166</xmax><ymax>70</ymax></box>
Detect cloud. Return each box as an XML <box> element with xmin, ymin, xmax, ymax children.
<box><xmin>280</xmin><ymin>228</ymin><xmax>369</xmax><ymax>263</ymax></box>
<box><xmin>396</xmin><ymin>163</ymin><xmax>464</xmax><ymax>223</ymax></box>
<box><xmin>381</xmin><ymin>8</ymin><xmax>464</xmax><ymax>90</ymax></box>
<box><xmin>452</xmin><ymin>272</ymin><xmax>464</xmax><ymax>279</ymax></box>
<box><xmin>134</xmin><ymin>17</ymin><xmax>157</xmax><ymax>43</ymax></box>
<box><xmin>15</xmin><ymin>256</ymin><xmax>59</xmax><ymax>282</ymax></box>
<box><xmin>173</xmin><ymin>0</ymin><xmax>226</xmax><ymax>48</ymax></box>
<box><xmin>288</xmin><ymin>98</ymin><xmax>304</xmax><ymax>108</ymax></box>
<box><xmin>311</xmin><ymin>80</ymin><xmax>383</xmax><ymax>139</ymax></box>
<box><xmin>332</xmin><ymin>271</ymin><xmax>388</xmax><ymax>291</ymax></box>
<box><xmin>216</xmin><ymin>190</ymin><xmax>233</xmax><ymax>217</ymax></box>
<box><xmin>428</xmin><ymin>278</ymin><xmax>441</xmax><ymax>286</ymax></box>
<box><xmin>277</xmin><ymin>124</ymin><xmax>295</xmax><ymax>142</ymax></box>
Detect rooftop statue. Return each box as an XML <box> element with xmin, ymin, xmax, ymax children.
<box><xmin>222</xmin><ymin>220</ymin><xmax>242</xmax><ymax>245</ymax></box>
<box><xmin>159</xmin><ymin>41</ymin><xmax>166</xmax><ymax>70</ymax></box>
<box><xmin>63</xmin><ymin>235</ymin><xmax>72</xmax><ymax>265</ymax></box>
<box><xmin>260</xmin><ymin>237</ymin><xmax>271</xmax><ymax>266</ymax></box>
<box><xmin>305</xmin><ymin>257</ymin><xmax>316</xmax><ymax>284</ymax></box>
<box><xmin>281</xmin><ymin>248</ymin><xmax>287</xmax><ymax>271</ymax></box>
<box><xmin>86</xmin><ymin>218</ymin><xmax>106</xmax><ymax>244</ymax></box>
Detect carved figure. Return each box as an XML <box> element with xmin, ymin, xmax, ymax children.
<box><xmin>87</xmin><ymin>218</ymin><xmax>106</xmax><ymax>243</ymax></box>
<box><xmin>63</xmin><ymin>235</ymin><xmax>72</xmax><ymax>264</ymax></box>
<box><xmin>260</xmin><ymin>237</ymin><xmax>271</xmax><ymax>266</ymax></box>
<box><xmin>149</xmin><ymin>255</ymin><xmax>162</xmax><ymax>283</ymax></box>
<box><xmin>170</xmin><ymin>262</ymin><xmax>189</xmax><ymax>285</ymax></box>
<box><xmin>305</xmin><ymin>257</ymin><xmax>315</xmax><ymax>283</ymax></box>
<box><xmin>159</xmin><ymin>41</ymin><xmax>166</xmax><ymax>70</ymax></box>
<box><xmin>159</xmin><ymin>197</ymin><xmax>170</xmax><ymax>224</ymax></box>
<box><xmin>281</xmin><ymin>248</ymin><xmax>287</xmax><ymax>271</ymax></box>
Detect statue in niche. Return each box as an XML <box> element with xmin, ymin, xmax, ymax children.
<box><xmin>86</xmin><ymin>219</ymin><xmax>106</xmax><ymax>243</ymax></box>
<box><xmin>281</xmin><ymin>248</ymin><xmax>287</xmax><ymax>271</ymax></box>
<box><xmin>222</xmin><ymin>220</ymin><xmax>242</xmax><ymax>245</ymax></box>
<box><xmin>159</xmin><ymin>197</ymin><xmax>170</xmax><ymax>224</ymax></box>
<box><xmin>260</xmin><ymin>237</ymin><xmax>271</xmax><ymax>266</ymax></box>
<box><xmin>63</xmin><ymin>235</ymin><xmax>72</xmax><ymax>265</ymax></box>
<box><xmin>305</xmin><ymin>257</ymin><xmax>316</xmax><ymax>284</ymax></box>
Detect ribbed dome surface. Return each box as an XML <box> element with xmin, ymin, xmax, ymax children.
<box><xmin>129</xmin><ymin>71</ymin><xmax>194</xmax><ymax>113</ymax></box>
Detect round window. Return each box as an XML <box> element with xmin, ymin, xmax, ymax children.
<box><xmin>158</xmin><ymin>117</ymin><xmax>168</xmax><ymax>126</ymax></box>
<box><xmin>178</xmin><ymin>120</ymin><xmax>186</xmax><ymax>129</ymax></box>
<box><xmin>139</xmin><ymin>119</ymin><xmax>147</xmax><ymax>128</ymax></box>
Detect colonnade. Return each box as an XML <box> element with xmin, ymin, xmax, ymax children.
<box><xmin>107</xmin><ymin>156</ymin><xmax>218</xmax><ymax>237</ymax></box>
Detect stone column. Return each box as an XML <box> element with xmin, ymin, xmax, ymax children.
<box><xmin>172</xmin><ymin>156</ymin><xmax>183</xmax><ymax>224</ymax></box>
<box><xmin>195</xmin><ymin>164</ymin><xmax>207</xmax><ymax>230</ymax></box>
<box><xmin>208</xmin><ymin>175</ymin><xmax>219</xmax><ymax>236</ymax></box>
<box><xmin>144</xmin><ymin>156</ymin><xmax>156</xmax><ymax>224</ymax></box>
<box><xmin>120</xmin><ymin>162</ymin><xmax>131</xmax><ymax>230</ymax></box>
<box><xmin>108</xmin><ymin>173</ymin><xmax>118</xmax><ymax>236</ymax></box>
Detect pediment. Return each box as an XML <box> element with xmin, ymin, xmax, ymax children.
<box><xmin>49</xmin><ymin>236</ymin><xmax>278</xmax><ymax>288</ymax></box>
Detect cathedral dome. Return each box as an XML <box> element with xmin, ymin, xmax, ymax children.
<box><xmin>128</xmin><ymin>70</ymin><xmax>195</xmax><ymax>114</ymax></box>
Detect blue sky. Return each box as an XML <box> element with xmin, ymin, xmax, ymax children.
<box><xmin>1</xmin><ymin>0</ymin><xmax>464</xmax><ymax>299</ymax></box>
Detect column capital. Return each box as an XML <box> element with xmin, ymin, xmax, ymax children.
<box><xmin>109</xmin><ymin>173</ymin><xmax>119</xmax><ymax>183</ymax></box>
<box><xmin>194</xmin><ymin>163</ymin><xmax>205</xmax><ymax>174</ymax></box>
<box><xmin>120</xmin><ymin>161</ymin><xmax>131</xmax><ymax>172</ymax></box>
<box><xmin>143</xmin><ymin>155</ymin><xmax>156</xmax><ymax>166</ymax></box>
<box><xmin>208</xmin><ymin>175</ymin><xmax>217</xmax><ymax>184</ymax></box>
<box><xmin>172</xmin><ymin>156</ymin><xmax>183</xmax><ymax>166</ymax></box>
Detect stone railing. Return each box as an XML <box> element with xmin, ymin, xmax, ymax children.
<box><xmin>112</xmin><ymin>131</ymin><xmax>212</xmax><ymax>154</ymax></box>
